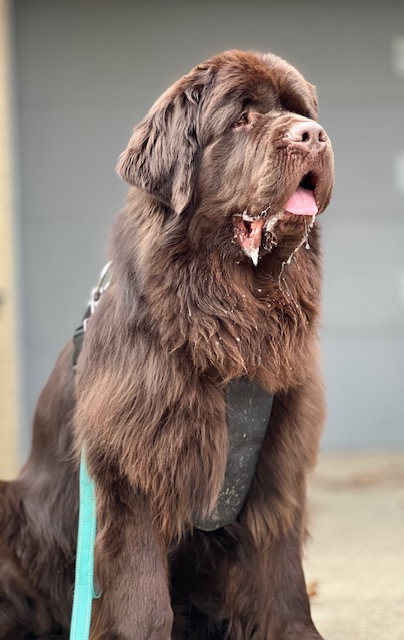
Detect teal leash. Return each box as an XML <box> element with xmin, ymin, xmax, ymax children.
<box><xmin>70</xmin><ymin>264</ymin><xmax>112</xmax><ymax>640</ymax></box>
<box><xmin>69</xmin><ymin>451</ymin><xmax>99</xmax><ymax>640</ymax></box>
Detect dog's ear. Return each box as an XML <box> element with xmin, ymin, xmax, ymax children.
<box><xmin>116</xmin><ymin>84</ymin><xmax>202</xmax><ymax>215</ymax></box>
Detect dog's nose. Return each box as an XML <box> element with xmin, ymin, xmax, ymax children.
<box><xmin>287</xmin><ymin>121</ymin><xmax>327</xmax><ymax>152</ymax></box>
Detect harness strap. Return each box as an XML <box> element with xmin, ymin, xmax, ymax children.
<box><xmin>73</xmin><ymin>261</ymin><xmax>112</xmax><ymax>369</ymax></box>
<box><xmin>69</xmin><ymin>452</ymin><xmax>99</xmax><ymax>640</ymax></box>
<box><xmin>193</xmin><ymin>376</ymin><xmax>273</xmax><ymax>530</ymax></box>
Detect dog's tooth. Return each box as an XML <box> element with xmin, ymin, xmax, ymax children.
<box><xmin>248</xmin><ymin>246</ymin><xmax>259</xmax><ymax>267</ymax></box>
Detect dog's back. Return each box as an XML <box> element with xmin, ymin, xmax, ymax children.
<box><xmin>0</xmin><ymin>344</ymin><xmax>78</xmax><ymax>639</ymax></box>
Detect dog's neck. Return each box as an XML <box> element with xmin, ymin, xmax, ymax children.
<box><xmin>109</xmin><ymin>196</ymin><xmax>322</xmax><ymax>391</ymax></box>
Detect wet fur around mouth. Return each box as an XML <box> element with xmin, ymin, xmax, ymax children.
<box><xmin>0</xmin><ymin>50</ymin><xmax>334</xmax><ymax>640</ymax></box>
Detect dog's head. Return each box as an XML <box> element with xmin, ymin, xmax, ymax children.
<box><xmin>117</xmin><ymin>50</ymin><xmax>334</xmax><ymax>266</ymax></box>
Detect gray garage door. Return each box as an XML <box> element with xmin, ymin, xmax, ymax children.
<box><xmin>11</xmin><ymin>0</ymin><xmax>404</xmax><ymax>456</ymax></box>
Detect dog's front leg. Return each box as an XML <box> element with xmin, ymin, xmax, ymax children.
<box><xmin>88</xmin><ymin>477</ymin><xmax>173</xmax><ymax>640</ymax></box>
<box><xmin>257</xmin><ymin>512</ymin><xmax>323</xmax><ymax>640</ymax></box>
<box><xmin>211</xmin><ymin>506</ymin><xmax>321</xmax><ymax>640</ymax></box>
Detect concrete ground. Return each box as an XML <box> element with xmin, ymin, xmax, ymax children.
<box><xmin>304</xmin><ymin>452</ymin><xmax>404</xmax><ymax>640</ymax></box>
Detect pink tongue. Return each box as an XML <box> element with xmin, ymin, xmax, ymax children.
<box><xmin>284</xmin><ymin>187</ymin><xmax>318</xmax><ymax>216</ymax></box>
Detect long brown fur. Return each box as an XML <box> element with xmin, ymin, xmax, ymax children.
<box><xmin>0</xmin><ymin>50</ymin><xmax>334</xmax><ymax>640</ymax></box>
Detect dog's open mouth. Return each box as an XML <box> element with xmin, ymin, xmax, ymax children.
<box><xmin>232</xmin><ymin>173</ymin><xmax>319</xmax><ymax>266</ymax></box>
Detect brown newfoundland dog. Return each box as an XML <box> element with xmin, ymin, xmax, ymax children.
<box><xmin>0</xmin><ymin>50</ymin><xmax>334</xmax><ymax>640</ymax></box>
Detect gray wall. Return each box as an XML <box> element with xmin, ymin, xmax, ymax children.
<box><xmin>11</xmin><ymin>0</ymin><xmax>404</xmax><ymax>456</ymax></box>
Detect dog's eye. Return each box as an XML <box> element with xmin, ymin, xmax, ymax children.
<box><xmin>233</xmin><ymin>112</ymin><xmax>250</xmax><ymax>128</ymax></box>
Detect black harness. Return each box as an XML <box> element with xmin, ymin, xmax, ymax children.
<box><xmin>72</xmin><ymin>265</ymin><xmax>273</xmax><ymax>530</ymax></box>
<box><xmin>194</xmin><ymin>376</ymin><xmax>273</xmax><ymax>530</ymax></box>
